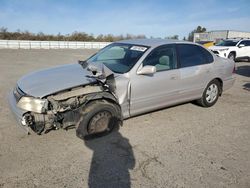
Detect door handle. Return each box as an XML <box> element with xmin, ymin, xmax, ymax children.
<box><xmin>170</xmin><ymin>76</ymin><xmax>177</xmax><ymax>80</ymax></box>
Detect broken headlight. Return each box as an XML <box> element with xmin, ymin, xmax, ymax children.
<box><xmin>17</xmin><ymin>97</ymin><xmax>47</xmax><ymax>113</ymax></box>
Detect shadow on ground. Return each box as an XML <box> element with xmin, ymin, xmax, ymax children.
<box><xmin>243</xmin><ymin>83</ymin><xmax>250</xmax><ymax>91</ymax></box>
<box><xmin>236</xmin><ymin>65</ymin><xmax>250</xmax><ymax>77</ymax></box>
<box><xmin>83</xmin><ymin>130</ymin><xmax>135</xmax><ymax>188</ymax></box>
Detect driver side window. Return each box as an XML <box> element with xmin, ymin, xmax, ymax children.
<box><xmin>143</xmin><ymin>45</ymin><xmax>177</xmax><ymax>72</ymax></box>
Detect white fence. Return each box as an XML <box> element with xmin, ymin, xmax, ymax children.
<box><xmin>0</xmin><ymin>40</ymin><xmax>111</xmax><ymax>49</ymax></box>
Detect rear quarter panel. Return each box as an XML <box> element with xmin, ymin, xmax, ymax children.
<box><xmin>212</xmin><ymin>55</ymin><xmax>235</xmax><ymax>91</ymax></box>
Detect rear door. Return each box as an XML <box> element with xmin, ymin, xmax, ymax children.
<box><xmin>176</xmin><ymin>44</ymin><xmax>214</xmax><ymax>100</ymax></box>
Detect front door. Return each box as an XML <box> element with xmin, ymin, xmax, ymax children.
<box><xmin>130</xmin><ymin>44</ymin><xmax>180</xmax><ymax>116</ymax></box>
<box><xmin>237</xmin><ymin>40</ymin><xmax>250</xmax><ymax>58</ymax></box>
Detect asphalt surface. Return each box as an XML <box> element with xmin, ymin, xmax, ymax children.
<box><xmin>0</xmin><ymin>49</ymin><xmax>250</xmax><ymax>188</ymax></box>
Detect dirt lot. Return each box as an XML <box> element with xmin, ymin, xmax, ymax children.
<box><xmin>0</xmin><ymin>49</ymin><xmax>250</xmax><ymax>188</ymax></box>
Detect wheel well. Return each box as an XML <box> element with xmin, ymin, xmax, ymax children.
<box><xmin>83</xmin><ymin>92</ymin><xmax>121</xmax><ymax>115</ymax></box>
<box><xmin>214</xmin><ymin>78</ymin><xmax>223</xmax><ymax>95</ymax></box>
<box><xmin>85</xmin><ymin>92</ymin><xmax>119</xmax><ymax>105</ymax></box>
<box><xmin>84</xmin><ymin>96</ymin><xmax>122</xmax><ymax>121</ymax></box>
<box><xmin>228</xmin><ymin>51</ymin><xmax>236</xmax><ymax>57</ymax></box>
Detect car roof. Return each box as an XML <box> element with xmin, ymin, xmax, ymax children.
<box><xmin>117</xmin><ymin>38</ymin><xmax>193</xmax><ymax>48</ymax></box>
<box><xmin>227</xmin><ymin>38</ymin><xmax>250</xmax><ymax>40</ymax></box>
<box><xmin>224</xmin><ymin>39</ymin><xmax>240</xmax><ymax>41</ymax></box>
<box><xmin>225</xmin><ymin>38</ymin><xmax>250</xmax><ymax>42</ymax></box>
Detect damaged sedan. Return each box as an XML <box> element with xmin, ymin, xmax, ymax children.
<box><xmin>8</xmin><ymin>39</ymin><xmax>235</xmax><ymax>139</ymax></box>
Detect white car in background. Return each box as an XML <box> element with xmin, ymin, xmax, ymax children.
<box><xmin>209</xmin><ymin>39</ymin><xmax>250</xmax><ymax>61</ymax></box>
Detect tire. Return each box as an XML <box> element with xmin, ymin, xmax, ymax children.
<box><xmin>228</xmin><ymin>52</ymin><xmax>235</xmax><ymax>61</ymax></box>
<box><xmin>76</xmin><ymin>100</ymin><xmax>121</xmax><ymax>139</ymax></box>
<box><xmin>197</xmin><ymin>80</ymin><xmax>221</xmax><ymax>107</ymax></box>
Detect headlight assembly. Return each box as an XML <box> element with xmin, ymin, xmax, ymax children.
<box><xmin>17</xmin><ymin>97</ymin><xmax>47</xmax><ymax>113</ymax></box>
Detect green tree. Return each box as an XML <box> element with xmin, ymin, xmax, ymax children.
<box><xmin>165</xmin><ymin>35</ymin><xmax>179</xmax><ymax>40</ymax></box>
<box><xmin>188</xmin><ymin>26</ymin><xmax>207</xmax><ymax>41</ymax></box>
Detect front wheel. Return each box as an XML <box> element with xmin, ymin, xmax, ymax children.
<box><xmin>197</xmin><ymin>80</ymin><xmax>221</xmax><ymax>107</ymax></box>
<box><xmin>228</xmin><ymin>52</ymin><xmax>235</xmax><ymax>61</ymax></box>
<box><xmin>76</xmin><ymin>100</ymin><xmax>121</xmax><ymax>139</ymax></box>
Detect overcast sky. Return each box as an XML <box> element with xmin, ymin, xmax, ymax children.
<box><xmin>0</xmin><ymin>0</ymin><xmax>250</xmax><ymax>39</ymax></box>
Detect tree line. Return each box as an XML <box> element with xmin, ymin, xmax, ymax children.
<box><xmin>165</xmin><ymin>26</ymin><xmax>207</xmax><ymax>41</ymax></box>
<box><xmin>0</xmin><ymin>26</ymin><xmax>206</xmax><ymax>42</ymax></box>
<box><xmin>0</xmin><ymin>27</ymin><xmax>146</xmax><ymax>42</ymax></box>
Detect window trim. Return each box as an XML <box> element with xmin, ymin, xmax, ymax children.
<box><xmin>139</xmin><ymin>44</ymin><xmax>178</xmax><ymax>73</ymax></box>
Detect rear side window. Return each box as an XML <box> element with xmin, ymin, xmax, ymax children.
<box><xmin>239</xmin><ymin>40</ymin><xmax>250</xmax><ymax>46</ymax></box>
<box><xmin>177</xmin><ymin>44</ymin><xmax>212</xmax><ymax>68</ymax></box>
<box><xmin>200</xmin><ymin>47</ymin><xmax>214</xmax><ymax>63</ymax></box>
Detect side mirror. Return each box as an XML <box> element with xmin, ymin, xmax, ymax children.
<box><xmin>137</xmin><ymin>65</ymin><xmax>156</xmax><ymax>75</ymax></box>
<box><xmin>238</xmin><ymin>44</ymin><xmax>245</xmax><ymax>48</ymax></box>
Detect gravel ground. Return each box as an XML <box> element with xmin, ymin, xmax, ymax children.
<box><xmin>0</xmin><ymin>49</ymin><xmax>249</xmax><ymax>188</ymax></box>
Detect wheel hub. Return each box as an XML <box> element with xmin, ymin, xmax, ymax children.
<box><xmin>206</xmin><ymin>84</ymin><xmax>218</xmax><ymax>103</ymax></box>
<box><xmin>88</xmin><ymin>111</ymin><xmax>112</xmax><ymax>134</ymax></box>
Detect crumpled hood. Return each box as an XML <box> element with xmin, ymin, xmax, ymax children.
<box><xmin>17</xmin><ymin>63</ymin><xmax>97</xmax><ymax>98</ymax></box>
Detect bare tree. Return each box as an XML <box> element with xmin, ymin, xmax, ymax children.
<box><xmin>0</xmin><ymin>27</ymin><xmax>147</xmax><ymax>42</ymax></box>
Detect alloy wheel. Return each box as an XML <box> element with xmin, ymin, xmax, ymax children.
<box><xmin>206</xmin><ymin>84</ymin><xmax>218</xmax><ymax>103</ymax></box>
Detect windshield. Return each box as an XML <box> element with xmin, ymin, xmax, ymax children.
<box><xmin>215</xmin><ymin>40</ymin><xmax>238</xmax><ymax>46</ymax></box>
<box><xmin>87</xmin><ymin>43</ymin><xmax>148</xmax><ymax>74</ymax></box>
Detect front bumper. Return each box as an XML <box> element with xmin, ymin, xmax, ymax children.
<box><xmin>8</xmin><ymin>90</ymin><xmax>30</xmax><ymax>134</ymax></box>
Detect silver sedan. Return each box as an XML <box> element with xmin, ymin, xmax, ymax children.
<box><xmin>8</xmin><ymin>39</ymin><xmax>236</xmax><ymax>139</ymax></box>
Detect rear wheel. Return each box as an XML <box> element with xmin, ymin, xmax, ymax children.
<box><xmin>197</xmin><ymin>80</ymin><xmax>221</xmax><ymax>107</ymax></box>
<box><xmin>76</xmin><ymin>100</ymin><xmax>121</xmax><ymax>139</ymax></box>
